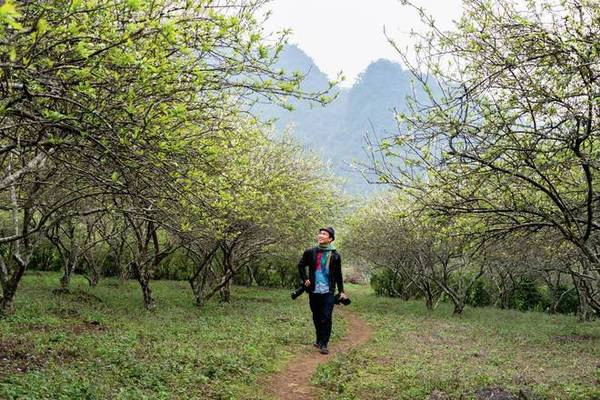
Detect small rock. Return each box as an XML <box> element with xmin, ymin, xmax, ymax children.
<box><xmin>475</xmin><ymin>387</ymin><xmax>517</xmax><ymax>400</ymax></box>
<box><xmin>518</xmin><ymin>388</ymin><xmax>539</xmax><ymax>400</ymax></box>
<box><xmin>429</xmin><ymin>389</ymin><xmax>450</xmax><ymax>400</ymax></box>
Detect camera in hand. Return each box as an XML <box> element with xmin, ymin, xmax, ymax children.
<box><xmin>290</xmin><ymin>285</ymin><xmax>351</xmax><ymax>305</ymax></box>
<box><xmin>290</xmin><ymin>285</ymin><xmax>306</xmax><ymax>300</ymax></box>
<box><xmin>335</xmin><ymin>293</ymin><xmax>351</xmax><ymax>306</ymax></box>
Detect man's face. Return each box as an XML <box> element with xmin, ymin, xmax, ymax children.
<box><xmin>317</xmin><ymin>230</ymin><xmax>332</xmax><ymax>245</ymax></box>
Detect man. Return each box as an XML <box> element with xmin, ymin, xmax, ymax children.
<box><xmin>297</xmin><ymin>226</ymin><xmax>348</xmax><ymax>354</ymax></box>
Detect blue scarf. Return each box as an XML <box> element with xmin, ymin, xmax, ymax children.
<box><xmin>314</xmin><ymin>244</ymin><xmax>334</xmax><ymax>293</ymax></box>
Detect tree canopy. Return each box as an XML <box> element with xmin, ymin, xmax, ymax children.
<box><xmin>0</xmin><ymin>0</ymin><xmax>339</xmax><ymax>313</ymax></box>
<box><xmin>369</xmin><ymin>0</ymin><xmax>600</xmax><ymax>318</ymax></box>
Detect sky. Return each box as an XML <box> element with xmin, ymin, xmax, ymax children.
<box><xmin>262</xmin><ymin>0</ymin><xmax>464</xmax><ymax>86</ymax></box>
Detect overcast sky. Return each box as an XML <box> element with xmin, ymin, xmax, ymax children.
<box><xmin>262</xmin><ymin>0</ymin><xmax>464</xmax><ymax>86</ymax></box>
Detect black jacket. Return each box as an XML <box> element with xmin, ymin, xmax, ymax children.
<box><xmin>297</xmin><ymin>247</ymin><xmax>344</xmax><ymax>294</ymax></box>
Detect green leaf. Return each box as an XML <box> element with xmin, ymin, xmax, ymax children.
<box><xmin>35</xmin><ymin>18</ymin><xmax>48</xmax><ymax>35</ymax></box>
<box><xmin>0</xmin><ymin>0</ymin><xmax>23</xmax><ymax>30</ymax></box>
<box><xmin>127</xmin><ymin>0</ymin><xmax>142</xmax><ymax>10</ymax></box>
<box><xmin>258</xmin><ymin>45</ymin><xmax>267</xmax><ymax>59</ymax></box>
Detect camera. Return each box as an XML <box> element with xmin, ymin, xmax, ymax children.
<box><xmin>335</xmin><ymin>293</ymin><xmax>351</xmax><ymax>306</ymax></box>
<box><xmin>290</xmin><ymin>285</ymin><xmax>306</xmax><ymax>300</ymax></box>
<box><xmin>290</xmin><ymin>286</ymin><xmax>351</xmax><ymax>306</ymax></box>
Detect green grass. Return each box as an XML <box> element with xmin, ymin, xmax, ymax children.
<box><xmin>314</xmin><ymin>285</ymin><xmax>600</xmax><ymax>400</ymax></box>
<box><xmin>1</xmin><ymin>273</ymin><xmax>599</xmax><ymax>400</ymax></box>
<box><xmin>0</xmin><ymin>272</ymin><xmax>345</xmax><ymax>400</ymax></box>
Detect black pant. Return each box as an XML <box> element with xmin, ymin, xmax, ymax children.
<box><xmin>309</xmin><ymin>292</ymin><xmax>335</xmax><ymax>347</ymax></box>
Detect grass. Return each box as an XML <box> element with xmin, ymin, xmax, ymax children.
<box><xmin>314</xmin><ymin>285</ymin><xmax>600</xmax><ymax>400</ymax></box>
<box><xmin>0</xmin><ymin>271</ymin><xmax>345</xmax><ymax>400</ymax></box>
<box><xmin>1</xmin><ymin>273</ymin><xmax>598</xmax><ymax>400</ymax></box>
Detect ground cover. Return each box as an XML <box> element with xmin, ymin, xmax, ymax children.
<box><xmin>2</xmin><ymin>273</ymin><xmax>598</xmax><ymax>400</ymax></box>
<box><xmin>315</xmin><ymin>286</ymin><xmax>600</xmax><ymax>400</ymax></box>
<box><xmin>0</xmin><ymin>272</ymin><xmax>345</xmax><ymax>400</ymax></box>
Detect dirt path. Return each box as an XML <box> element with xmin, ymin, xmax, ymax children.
<box><xmin>264</xmin><ymin>309</ymin><xmax>373</xmax><ymax>400</ymax></box>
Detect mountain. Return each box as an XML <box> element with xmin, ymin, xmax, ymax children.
<box><xmin>345</xmin><ymin>59</ymin><xmax>411</xmax><ymax>136</ymax></box>
<box><xmin>255</xmin><ymin>45</ymin><xmax>347</xmax><ymax>147</ymax></box>
<box><xmin>255</xmin><ymin>45</ymin><xmax>422</xmax><ymax>195</ymax></box>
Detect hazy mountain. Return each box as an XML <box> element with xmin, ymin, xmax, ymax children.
<box><xmin>256</xmin><ymin>45</ymin><xmax>421</xmax><ymax>194</ymax></box>
<box><xmin>255</xmin><ymin>45</ymin><xmax>347</xmax><ymax>146</ymax></box>
<box><xmin>345</xmin><ymin>59</ymin><xmax>411</xmax><ymax>135</ymax></box>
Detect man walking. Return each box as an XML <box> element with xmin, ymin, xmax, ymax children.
<box><xmin>297</xmin><ymin>227</ymin><xmax>348</xmax><ymax>354</ymax></box>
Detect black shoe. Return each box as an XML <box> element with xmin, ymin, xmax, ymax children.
<box><xmin>319</xmin><ymin>345</ymin><xmax>329</xmax><ymax>354</ymax></box>
<box><xmin>313</xmin><ymin>342</ymin><xmax>320</xmax><ymax>349</ymax></box>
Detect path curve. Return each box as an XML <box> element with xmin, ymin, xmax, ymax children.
<box><xmin>264</xmin><ymin>309</ymin><xmax>373</xmax><ymax>400</ymax></box>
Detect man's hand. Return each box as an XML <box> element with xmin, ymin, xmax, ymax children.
<box><xmin>338</xmin><ymin>292</ymin><xmax>348</xmax><ymax>300</ymax></box>
<box><xmin>303</xmin><ymin>279</ymin><xmax>311</xmax><ymax>287</ymax></box>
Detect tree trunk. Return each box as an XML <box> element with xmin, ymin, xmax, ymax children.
<box><xmin>572</xmin><ymin>275</ymin><xmax>592</xmax><ymax>321</ymax></box>
<box><xmin>84</xmin><ymin>270</ymin><xmax>100</xmax><ymax>288</ymax></box>
<box><xmin>499</xmin><ymin>289</ymin><xmax>510</xmax><ymax>309</ymax></box>
<box><xmin>438</xmin><ymin>282</ymin><xmax>465</xmax><ymax>316</ymax></box>
<box><xmin>0</xmin><ymin>287</ymin><xmax>17</xmax><ymax>317</ymax></box>
<box><xmin>131</xmin><ymin>262</ymin><xmax>155</xmax><ymax>311</ymax></box>
<box><xmin>0</xmin><ymin>252</ymin><xmax>30</xmax><ymax>317</ymax></box>
<box><xmin>190</xmin><ymin>279</ymin><xmax>205</xmax><ymax>307</ymax></box>
<box><xmin>188</xmin><ymin>245</ymin><xmax>218</xmax><ymax>308</ymax></box>
<box><xmin>429</xmin><ymin>269</ymin><xmax>467</xmax><ymax>316</ymax></box>
<box><xmin>194</xmin><ymin>293</ymin><xmax>204</xmax><ymax>307</ymax></box>
<box><xmin>0</xmin><ymin>265</ymin><xmax>26</xmax><ymax>317</ymax></box>
<box><xmin>425</xmin><ymin>294</ymin><xmax>433</xmax><ymax>311</ymax></box>
<box><xmin>578</xmin><ymin>290</ymin><xmax>592</xmax><ymax>322</ymax></box>
<box><xmin>59</xmin><ymin>251</ymin><xmax>80</xmax><ymax>291</ymax></box>
<box><xmin>245</xmin><ymin>265</ymin><xmax>255</xmax><ymax>287</ymax></box>
<box><xmin>418</xmin><ymin>279</ymin><xmax>435</xmax><ymax>310</ymax></box>
<box><xmin>89</xmin><ymin>271</ymin><xmax>99</xmax><ymax>287</ymax></box>
<box><xmin>83</xmin><ymin>255</ymin><xmax>101</xmax><ymax>288</ymax></box>
<box><xmin>60</xmin><ymin>265</ymin><xmax>72</xmax><ymax>291</ymax></box>
<box><xmin>190</xmin><ymin>271</ymin><xmax>209</xmax><ymax>308</ymax></box>
<box><xmin>452</xmin><ymin>302</ymin><xmax>464</xmax><ymax>315</ymax></box>
<box><xmin>220</xmin><ymin>279</ymin><xmax>231</xmax><ymax>302</ymax></box>
<box><xmin>141</xmin><ymin>280</ymin><xmax>155</xmax><ymax>311</ymax></box>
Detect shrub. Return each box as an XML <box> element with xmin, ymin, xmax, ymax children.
<box><xmin>510</xmin><ymin>278</ymin><xmax>548</xmax><ymax>311</ymax></box>
<box><xmin>550</xmin><ymin>285</ymin><xmax>579</xmax><ymax>315</ymax></box>
<box><xmin>466</xmin><ymin>278</ymin><xmax>493</xmax><ymax>307</ymax></box>
<box><xmin>28</xmin><ymin>240</ymin><xmax>61</xmax><ymax>271</ymax></box>
<box><xmin>370</xmin><ymin>268</ymin><xmax>417</xmax><ymax>298</ymax></box>
<box><xmin>155</xmin><ymin>250</ymin><xmax>194</xmax><ymax>280</ymax></box>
